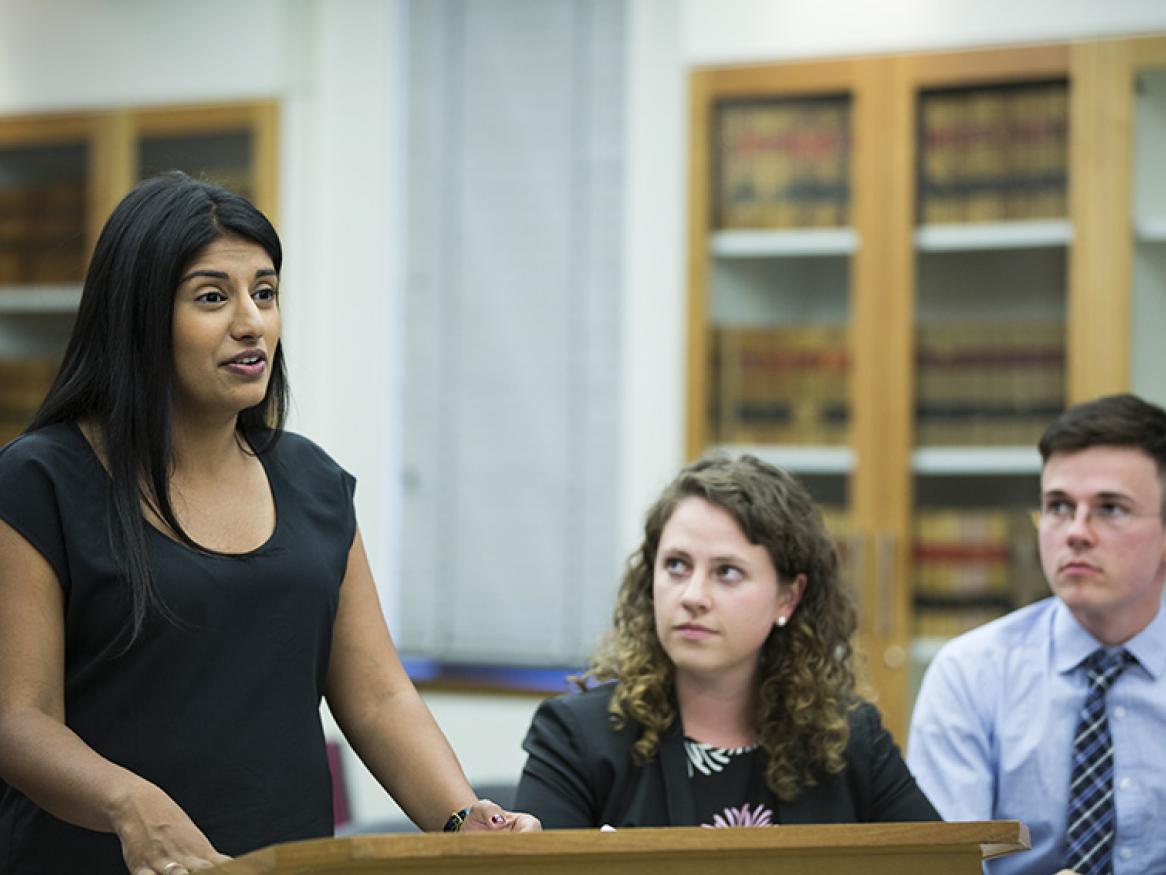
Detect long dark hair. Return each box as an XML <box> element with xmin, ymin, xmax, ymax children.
<box><xmin>30</xmin><ymin>172</ymin><xmax>288</xmax><ymax>642</ymax></box>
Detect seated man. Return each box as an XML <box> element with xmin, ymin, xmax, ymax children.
<box><xmin>908</xmin><ymin>393</ymin><xmax>1166</xmax><ymax>875</ymax></box>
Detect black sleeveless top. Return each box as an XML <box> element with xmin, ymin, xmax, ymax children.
<box><xmin>0</xmin><ymin>423</ymin><xmax>356</xmax><ymax>873</ymax></box>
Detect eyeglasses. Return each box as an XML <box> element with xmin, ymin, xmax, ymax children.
<box><xmin>1030</xmin><ymin>499</ymin><xmax>1165</xmax><ymax>532</ymax></box>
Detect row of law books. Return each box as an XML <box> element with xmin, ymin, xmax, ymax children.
<box><xmin>715</xmin><ymin>97</ymin><xmax>851</xmax><ymax>230</ymax></box>
<box><xmin>912</xmin><ymin>507</ymin><xmax>1046</xmax><ymax>638</ymax></box>
<box><xmin>914</xmin><ymin>606</ymin><xmax>1005</xmax><ymax>639</ymax></box>
<box><xmin>752</xmin><ymin>499</ymin><xmax>1047</xmax><ymax>638</ymax></box>
<box><xmin>0</xmin><ymin>181</ymin><xmax>87</xmax><ymax>285</ymax></box>
<box><xmin>711</xmin><ymin>319</ymin><xmax>1064</xmax><ymax>449</ymax></box>
<box><xmin>0</xmin><ymin>359</ymin><xmax>57</xmax><ymax>446</ymax></box>
<box><xmin>916</xmin><ymin>320</ymin><xmax>1064</xmax><ymax>446</ymax></box>
<box><xmin>918</xmin><ymin>81</ymin><xmax>1068</xmax><ymax>224</ymax></box>
<box><xmin>710</xmin><ymin>324</ymin><xmax>849</xmax><ymax>446</ymax></box>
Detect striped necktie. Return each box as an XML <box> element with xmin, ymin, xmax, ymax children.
<box><xmin>1065</xmin><ymin>648</ymin><xmax>1133</xmax><ymax>875</ymax></box>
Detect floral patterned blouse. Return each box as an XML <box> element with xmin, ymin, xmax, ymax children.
<box><xmin>685</xmin><ymin>737</ymin><xmax>774</xmax><ymax>828</ymax></box>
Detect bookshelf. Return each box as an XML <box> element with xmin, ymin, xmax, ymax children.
<box><xmin>914</xmin><ymin>219</ymin><xmax>1071</xmax><ymax>251</ymax></box>
<box><xmin>0</xmin><ymin>116</ymin><xmax>91</xmax><ymax>444</ymax></box>
<box><xmin>910</xmin><ymin>61</ymin><xmax>1070</xmax><ymax>683</ymax></box>
<box><xmin>911</xmin><ymin>447</ymin><xmax>1042</xmax><ymax>476</ymax></box>
<box><xmin>0</xmin><ymin>102</ymin><xmax>277</xmax><ymax>445</ymax></box>
<box><xmin>0</xmin><ymin>285</ymin><xmax>83</xmax><ymax>314</ymax></box>
<box><xmin>687</xmin><ymin>38</ymin><xmax>1160</xmax><ymax>738</ymax></box>
<box><xmin>713</xmin><ymin>444</ymin><xmax>855</xmax><ymax>476</ymax></box>
<box><xmin>710</xmin><ymin>228</ymin><xmax>859</xmax><ymax>257</ymax></box>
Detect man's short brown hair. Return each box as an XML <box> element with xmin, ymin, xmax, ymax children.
<box><xmin>1038</xmin><ymin>393</ymin><xmax>1166</xmax><ymax>516</ymax></box>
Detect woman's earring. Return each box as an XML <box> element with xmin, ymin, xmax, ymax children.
<box><xmin>776</xmin><ymin>616</ymin><xmax>787</xmax><ymax>628</ymax></box>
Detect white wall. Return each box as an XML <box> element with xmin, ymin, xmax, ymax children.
<box><xmin>0</xmin><ymin>0</ymin><xmax>285</xmax><ymax>110</ymax></box>
<box><xmin>681</xmin><ymin>0</ymin><xmax>1166</xmax><ymax>64</ymax></box>
<box><xmin>276</xmin><ymin>0</ymin><xmax>402</xmax><ymax>624</ymax></box>
<box><xmin>618</xmin><ymin>0</ymin><xmax>688</xmax><ymax>551</ymax></box>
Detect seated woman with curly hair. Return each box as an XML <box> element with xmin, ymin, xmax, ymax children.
<box><xmin>514</xmin><ymin>454</ymin><xmax>938</xmax><ymax>828</ymax></box>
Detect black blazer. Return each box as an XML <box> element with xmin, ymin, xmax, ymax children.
<box><xmin>515</xmin><ymin>684</ymin><xmax>939</xmax><ymax>829</ymax></box>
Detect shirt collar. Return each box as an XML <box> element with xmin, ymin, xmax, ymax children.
<box><xmin>1053</xmin><ymin>598</ymin><xmax>1166</xmax><ymax>680</ymax></box>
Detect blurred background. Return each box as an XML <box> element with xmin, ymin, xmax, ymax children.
<box><xmin>2</xmin><ymin>0</ymin><xmax>1165</xmax><ymax>830</ymax></box>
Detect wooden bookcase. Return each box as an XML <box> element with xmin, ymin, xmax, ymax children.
<box><xmin>686</xmin><ymin>36</ymin><xmax>1164</xmax><ymax>739</ymax></box>
<box><xmin>1079</xmin><ymin>36</ymin><xmax>1166</xmax><ymax>411</ymax></box>
<box><xmin>0</xmin><ymin>100</ymin><xmax>278</xmax><ymax>444</ymax></box>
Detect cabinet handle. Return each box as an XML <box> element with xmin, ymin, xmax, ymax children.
<box><xmin>876</xmin><ymin>532</ymin><xmax>895</xmax><ymax>638</ymax></box>
<box><xmin>845</xmin><ymin>532</ymin><xmax>865</xmax><ymax>619</ymax></box>
<box><xmin>883</xmin><ymin>644</ymin><xmax>907</xmax><ymax>669</ymax></box>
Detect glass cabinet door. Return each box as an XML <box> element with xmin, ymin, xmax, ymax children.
<box><xmin>690</xmin><ymin>64</ymin><xmax>863</xmax><ymax>568</ymax></box>
<box><xmin>138</xmin><ymin>129</ymin><xmax>255</xmax><ymax>199</ymax></box>
<box><xmin>0</xmin><ymin>121</ymin><xmax>93</xmax><ymax>444</ymax></box>
<box><xmin>132</xmin><ymin>104</ymin><xmax>277</xmax><ymax>218</ymax></box>
<box><xmin>1131</xmin><ymin>46</ymin><xmax>1166</xmax><ymax>410</ymax></box>
<box><xmin>0</xmin><ymin>139</ymin><xmax>89</xmax><ymax>287</ymax></box>
<box><xmin>876</xmin><ymin>45</ymin><xmax>1074</xmax><ymax>725</ymax></box>
<box><xmin>710</xmin><ymin>96</ymin><xmax>853</xmax><ymax>452</ymax></box>
<box><xmin>910</xmin><ymin>78</ymin><xmax>1070</xmax><ymax>695</ymax></box>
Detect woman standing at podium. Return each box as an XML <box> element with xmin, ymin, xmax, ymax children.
<box><xmin>515</xmin><ymin>455</ymin><xmax>938</xmax><ymax>828</ymax></box>
<box><xmin>0</xmin><ymin>174</ymin><xmax>538</xmax><ymax>875</ymax></box>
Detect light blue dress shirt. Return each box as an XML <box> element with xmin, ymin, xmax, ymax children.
<box><xmin>907</xmin><ymin>597</ymin><xmax>1166</xmax><ymax>875</ymax></box>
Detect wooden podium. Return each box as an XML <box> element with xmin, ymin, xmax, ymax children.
<box><xmin>211</xmin><ymin>821</ymin><xmax>1028</xmax><ymax>874</ymax></box>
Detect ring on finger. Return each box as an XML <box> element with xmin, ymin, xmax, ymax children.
<box><xmin>161</xmin><ymin>863</ymin><xmax>183</xmax><ymax>875</ymax></box>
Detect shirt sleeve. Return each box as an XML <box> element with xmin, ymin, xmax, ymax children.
<box><xmin>906</xmin><ymin>640</ymin><xmax>997</xmax><ymax>821</ymax></box>
<box><xmin>0</xmin><ymin>435</ymin><xmax>70</xmax><ymax>589</ymax></box>
<box><xmin>514</xmin><ymin>696</ymin><xmax>600</xmax><ymax>828</ymax></box>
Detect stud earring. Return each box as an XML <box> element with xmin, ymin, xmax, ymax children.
<box><xmin>776</xmin><ymin>616</ymin><xmax>787</xmax><ymax>628</ymax></box>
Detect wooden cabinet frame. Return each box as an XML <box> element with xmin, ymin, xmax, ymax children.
<box><xmin>686</xmin><ymin>37</ymin><xmax>1158</xmax><ymax>737</ymax></box>
<box><xmin>132</xmin><ymin>102</ymin><xmax>280</xmax><ymax>222</ymax></box>
<box><xmin>0</xmin><ymin>99</ymin><xmax>280</xmax><ymax>259</ymax></box>
<box><xmin>1068</xmin><ymin>36</ymin><xmax>1166</xmax><ymax>401</ymax></box>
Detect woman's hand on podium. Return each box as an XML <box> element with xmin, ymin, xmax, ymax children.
<box><xmin>459</xmin><ymin>798</ymin><xmax>542</xmax><ymax>832</ymax></box>
<box><xmin>113</xmin><ymin>780</ymin><xmax>232</xmax><ymax>874</ymax></box>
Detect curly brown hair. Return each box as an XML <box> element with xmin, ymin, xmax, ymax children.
<box><xmin>579</xmin><ymin>453</ymin><xmax>859</xmax><ymax>802</ymax></box>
